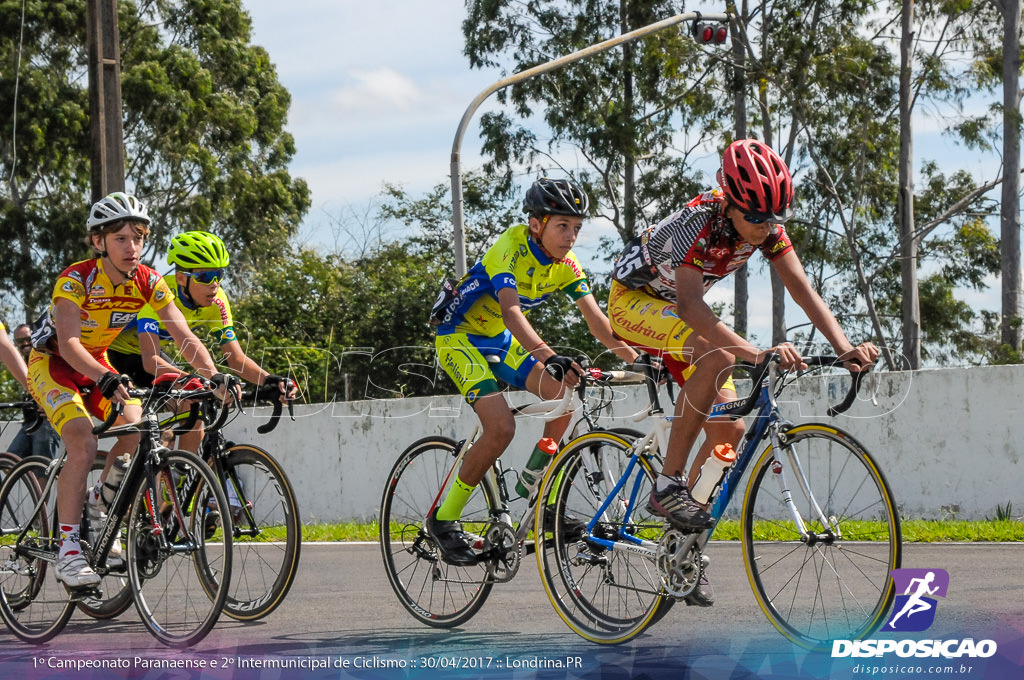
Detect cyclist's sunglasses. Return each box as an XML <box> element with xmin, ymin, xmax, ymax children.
<box><xmin>182</xmin><ymin>269</ymin><xmax>225</xmax><ymax>285</ymax></box>
<box><xmin>743</xmin><ymin>213</ymin><xmax>773</xmax><ymax>224</ymax></box>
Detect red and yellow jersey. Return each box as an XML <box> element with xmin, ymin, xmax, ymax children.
<box><xmin>34</xmin><ymin>258</ymin><xmax>174</xmax><ymax>358</ymax></box>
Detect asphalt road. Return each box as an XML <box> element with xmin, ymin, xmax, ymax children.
<box><xmin>1</xmin><ymin>542</ymin><xmax>1021</xmax><ymax>680</ymax></box>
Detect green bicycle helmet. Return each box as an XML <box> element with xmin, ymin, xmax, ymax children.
<box><xmin>167</xmin><ymin>231</ymin><xmax>230</xmax><ymax>269</ymax></box>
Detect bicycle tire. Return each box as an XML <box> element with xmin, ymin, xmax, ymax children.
<box><xmin>0</xmin><ymin>455</ymin><xmax>75</xmax><ymax>643</ymax></box>
<box><xmin>742</xmin><ymin>423</ymin><xmax>901</xmax><ymax>650</ymax></box>
<box><xmin>194</xmin><ymin>444</ymin><xmax>302</xmax><ymax>621</ymax></box>
<box><xmin>535</xmin><ymin>431</ymin><xmax>670</xmax><ymax>644</ymax></box>
<box><xmin>77</xmin><ymin>457</ymin><xmax>132</xmax><ymax>620</ymax></box>
<box><xmin>379</xmin><ymin>436</ymin><xmax>497</xmax><ymax>627</ymax></box>
<box><xmin>127</xmin><ymin>448</ymin><xmax>232</xmax><ymax>647</ymax></box>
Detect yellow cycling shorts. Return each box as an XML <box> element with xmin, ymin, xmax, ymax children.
<box><xmin>608</xmin><ymin>280</ymin><xmax>735</xmax><ymax>393</ymax></box>
<box><xmin>436</xmin><ymin>330</ymin><xmax>539</xmax><ymax>405</ymax></box>
<box><xmin>26</xmin><ymin>350</ymin><xmax>140</xmax><ymax>437</ymax></box>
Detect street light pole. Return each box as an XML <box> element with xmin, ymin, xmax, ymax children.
<box><xmin>449</xmin><ymin>11</ymin><xmax>731</xmax><ymax>277</ymax></box>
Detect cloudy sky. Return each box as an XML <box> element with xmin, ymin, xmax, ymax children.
<box><xmin>244</xmin><ymin>1</ymin><xmax>1004</xmax><ymax>347</ymax></box>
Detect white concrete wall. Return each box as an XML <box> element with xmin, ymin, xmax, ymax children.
<box><xmin>2</xmin><ymin>365</ymin><xmax>1021</xmax><ymax>522</ymax></box>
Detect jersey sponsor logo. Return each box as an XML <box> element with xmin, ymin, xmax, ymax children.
<box><xmin>89</xmin><ymin>285</ymin><xmax>107</xmax><ymax>295</ymax></box>
<box><xmin>692</xmin><ymin>257</ymin><xmax>704</xmax><ymax>268</ymax></box>
<box><xmin>62</xmin><ymin>280</ymin><xmax>85</xmax><ymax>296</ymax></box>
<box><xmin>154</xmin><ymin>289</ymin><xmax>167</xmax><ymax>301</ymax></box>
<box><xmin>769</xmin><ymin>239</ymin><xmax>788</xmax><ymax>254</ymax></box>
<box><xmin>46</xmin><ymin>389</ymin><xmax>74</xmax><ymax>409</ymax></box>
<box><xmin>110</xmin><ymin>311</ymin><xmax>136</xmax><ymax>328</ymax></box>
<box><xmin>140</xmin><ymin>319</ymin><xmax>160</xmax><ymax>334</ymax></box>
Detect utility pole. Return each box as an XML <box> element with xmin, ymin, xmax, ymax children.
<box><xmin>86</xmin><ymin>0</ymin><xmax>125</xmax><ymax>201</ymax></box>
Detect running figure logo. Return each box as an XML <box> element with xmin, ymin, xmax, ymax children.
<box><xmin>885</xmin><ymin>568</ymin><xmax>950</xmax><ymax>632</ymax></box>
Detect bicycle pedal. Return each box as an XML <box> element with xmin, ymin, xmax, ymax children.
<box><xmin>67</xmin><ymin>586</ymin><xmax>103</xmax><ymax>601</ymax></box>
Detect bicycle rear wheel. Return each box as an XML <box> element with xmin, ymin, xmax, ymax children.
<box><xmin>0</xmin><ymin>456</ymin><xmax>74</xmax><ymax>643</ymax></box>
<box><xmin>379</xmin><ymin>436</ymin><xmax>497</xmax><ymax>627</ymax></box>
<box><xmin>742</xmin><ymin>423</ymin><xmax>901</xmax><ymax>650</ymax></box>
<box><xmin>535</xmin><ymin>431</ymin><xmax>670</xmax><ymax>644</ymax></box>
<box><xmin>77</xmin><ymin>456</ymin><xmax>132</xmax><ymax>620</ymax></box>
<box><xmin>195</xmin><ymin>444</ymin><xmax>302</xmax><ymax>621</ymax></box>
<box><xmin>127</xmin><ymin>449</ymin><xmax>232</xmax><ymax>647</ymax></box>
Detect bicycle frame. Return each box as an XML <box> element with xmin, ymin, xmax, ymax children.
<box><xmin>579</xmin><ymin>358</ymin><xmax>858</xmax><ymax>562</ymax></box>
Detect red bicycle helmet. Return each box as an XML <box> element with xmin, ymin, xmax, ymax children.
<box><xmin>717</xmin><ymin>140</ymin><xmax>794</xmax><ymax>222</ymax></box>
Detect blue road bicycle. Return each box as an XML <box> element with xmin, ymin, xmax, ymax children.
<box><xmin>535</xmin><ymin>355</ymin><xmax>902</xmax><ymax>648</ymax></box>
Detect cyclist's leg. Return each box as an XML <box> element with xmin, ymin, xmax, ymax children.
<box><xmin>685</xmin><ymin>378</ymin><xmax>746</xmax><ymax>493</ymax></box>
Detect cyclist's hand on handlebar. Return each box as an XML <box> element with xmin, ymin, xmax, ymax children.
<box><xmin>96</xmin><ymin>371</ymin><xmax>132</xmax><ymax>405</ymax></box>
<box><xmin>838</xmin><ymin>342</ymin><xmax>879</xmax><ymax>372</ymax></box>
<box><xmin>209</xmin><ymin>372</ymin><xmax>242</xmax><ymax>404</ymax></box>
<box><xmin>758</xmin><ymin>343</ymin><xmax>807</xmax><ymax>372</ymax></box>
<box><xmin>263</xmin><ymin>374</ymin><xmax>299</xmax><ymax>403</ymax></box>
<box><xmin>544</xmin><ymin>355</ymin><xmax>583</xmax><ymax>386</ymax></box>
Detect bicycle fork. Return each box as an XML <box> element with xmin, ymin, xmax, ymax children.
<box><xmin>769</xmin><ymin>425</ymin><xmax>839</xmax><ymax>546</ymax></box>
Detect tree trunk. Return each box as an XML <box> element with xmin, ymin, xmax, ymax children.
<box><xmin>898</xmin><ymin>0</ymin><xmax>920</xmax><ymax>369</ymax></box>
<box><xmin>730</xmin><ymin>1</ymin><xmax>749</xmax><ymax>338</ymax></box>
<box><xmin>1000</xmin><ymin>0</ymin><xmax>1022</xmax><ymax>355</ymax></box>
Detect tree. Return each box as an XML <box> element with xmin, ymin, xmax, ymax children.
<box><xmin>0</xmin><ymin>0</ymin><xmax>309</xmax><ymax>319</ymax></box>
<box><xmin>463</xmin><ymin>0</ymin><xmax>721</xmax><ymax>246</ymax></box>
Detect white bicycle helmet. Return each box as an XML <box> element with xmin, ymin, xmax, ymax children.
<box><xmin>86</xmin><ymin>192</ymin><xmax>151</xmax><ymax>230</ymax></box>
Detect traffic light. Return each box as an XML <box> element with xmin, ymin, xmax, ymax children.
<box><xmin>692</xmin><ymin>20</ymin><xmax>728</xmax><ymax>45</ymax></box>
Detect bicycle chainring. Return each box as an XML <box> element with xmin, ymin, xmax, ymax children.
<box><xmin>483</xmin><ymin>522</ymin><xmax>521</xmax><ymax>583</ymax></box>
<box><xmin>656</xmin><ymin>528</ymin><xmax>702</xmax><ymax>598</ymax></box>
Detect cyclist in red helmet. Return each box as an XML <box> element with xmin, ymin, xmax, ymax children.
<box><xmin>608</xmin><ymin>139</ymin><xmax>878</xmax><ymax>605</ymax></box>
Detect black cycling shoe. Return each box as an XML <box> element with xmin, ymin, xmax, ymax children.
<box><xmin>684</xmin><ymin>574</ymin><xmax>714</xmax><ymax>607</ymax></box>
<box><xmin>543</xmin><ymin>505</ymin><xmax>586</xmax><ymax>542</ymax></box>
<box><xmin>425</xmin><ymin>509</ymin><xmax>479</xmax><ymax>566</ymax></box>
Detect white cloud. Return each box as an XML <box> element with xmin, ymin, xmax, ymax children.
<box><xmin>329</xmin><ymin>68</ymin><xmax>425</xmax><ymax>113</ymax></box>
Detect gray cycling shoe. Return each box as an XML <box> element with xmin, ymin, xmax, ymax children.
<box><xmin>646</xmin><ymin>481</ymin><xmax>714</xmax><ymax>531</ymax></box>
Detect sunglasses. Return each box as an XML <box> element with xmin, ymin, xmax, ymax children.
<box><xmin>182</xmin><ymin>269</ymin><xmax>225</xmax><ymax>285</ymax></box>
<box><xmin>14</xmin><ymin>339</ymin><xmax>31</xmax><ymax>349</ymax></box>
<box><xmin>743</xmin><ymin>213</ymin><xmax>772</xmax><ymax>224</ymax></box>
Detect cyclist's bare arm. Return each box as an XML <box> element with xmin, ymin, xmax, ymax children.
<box><xmin>0</xmin><ymin>325</ymin><xmax>28</xmax><ymax>389</ymax></box>
<box><xmin>575</xmin><ymin>294</ymin><xmax>639</xmax><ymax>364</ymax></box>
<box><xmin>772</xmin><ymin>250</ymin><xmax>879</xmax><ymax>370</ymax></box>
<box><xmin>154</xmin><ymin>303</ymin><xmax>218</xmax><ymax>379</ymax></box>
<box><xmin>498</xmin><ymin>287</ymin><xmax>581</xmax><ymax>386</ymax></box>
<box><xmin>220</xmin><ymin>338</ymin><xmax>300</xmax><ymax>400</ymax></box>
<box><xmin>138</xmin><ymin>329</ymin><xmax>184</xmax><ymax>380</ymax></box>
<box><xmin>54</xmin><ymin>298</ymin><xmax>129</xmax><ymax>404</ymax></box>
<box><xmin>674</xmin><ymin>266</ymin><xmax>763</xmax><ymax>364</ymax></box>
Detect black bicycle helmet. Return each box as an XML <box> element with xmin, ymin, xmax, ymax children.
<box><xmin>522</xmin><ymin>178</ymin><xmax>590</xmax><ymax>217</ymax></box>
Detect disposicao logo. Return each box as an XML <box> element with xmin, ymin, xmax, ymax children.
<box><xmin>885</xmin><ymin>568</ymin><xmax>949</xmax><ymax>632</ymax></box>
<box><xmin>831</xmin><ymin>568</ymin><xmax>998</xmax><ymax>659</ymax></box>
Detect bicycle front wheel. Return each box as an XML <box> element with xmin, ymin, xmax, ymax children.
<box><xmin>0</xmin><ymin>456</ymin><xmax>74</xmax><ymax>643</ymax></box>
<box><xmin>742</xmin><ymin>424</ymin><xmax>901</xmax><ymax>650</ymax></box>
<box><xmin>535</xmin><ymin>431</ymin><xmax>670</xmax><ymax>644</ymax></box>
<box><xmin>127</xmin><ymin>449</ymin><xmax>232</xmax><ymax>647</ymax></box>
<box><xmin>379</xmin><ymin>436</ymin><xmax>497</xmax><ymax>627</ymax></box>
<box><xmin>196</xmin><ymin>444</ymin><xmax>302</xmax><ymax>621</ymax></box>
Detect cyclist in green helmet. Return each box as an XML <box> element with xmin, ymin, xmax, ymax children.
<box><xmin>109</xmin><ymin>230</ymin><xmax>298</xmax><ymax>452</ymax></box>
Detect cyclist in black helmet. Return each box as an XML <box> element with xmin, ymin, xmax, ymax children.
<box><xmin>427</xmin><ymin>178</ymin><xmax>640</xmax><ymax>565</ymax></box>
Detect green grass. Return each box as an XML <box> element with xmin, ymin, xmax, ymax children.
<box><xmin>291</xmin><ymin>518</ymin><xmax>1023</xmax><ymax>542</ymax></box>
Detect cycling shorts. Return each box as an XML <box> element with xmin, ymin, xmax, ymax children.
<box><xmin>26</xmin><ymin>349</ymin><xmax>141</xmax><ymax>437</ymax></box>
<box><xmin>608</xmin><ymin>280</ymin><xmax>735</xmax><ymax>394</ymax></box>
<box><xmin>436</xmin><ymin>329</ymin><xmax>539</xmax><ymax>404</ymax></box>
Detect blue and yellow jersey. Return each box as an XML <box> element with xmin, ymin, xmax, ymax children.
<box><xmin>438</xmin><ymin>224</ymin><xmax>592</xmax><ymax>336</ymax></box>
<box><xmin>108</xmin><ymin>274</ymin><xmax>237</xmax><ymax>356</ymax></box>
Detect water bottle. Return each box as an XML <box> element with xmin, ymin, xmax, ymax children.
<box><xmin>515</xmin><ymin>437</ymin><xmax>559</xmax><ymax>499</ymax></box>
<box><xmin>690</xmin><ymin>443</ymin><xmax>737</xmax><ymax>505</ymax></box>
<box><xmin>98</xmin><ymin>454</ymin><xmax>130</xmax><ymax>510</ymax></box>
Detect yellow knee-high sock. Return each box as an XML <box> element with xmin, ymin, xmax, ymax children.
<box><xmin>436</xmin><ymin>477</ymin><xmax>476</xmax><ymax>521</ymax></box>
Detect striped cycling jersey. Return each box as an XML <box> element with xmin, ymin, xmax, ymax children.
<box><xmin>32</xmin><ymin>258</ymin><xmax>174</xmax><ymax>358</ymax></box>
<box><xmin>437</xmin><ymin>224</ymin><xmax>592</xmax><ymax>336</ymax></box>
<box><xmin>612</xmin><ymin>188</ymin><xmax>794</xmax><ymax>303</ymax></box>
<box><xmin>108</xmin><ymin>273</ymin><xmax>237</xmax><ymax>356</ymax></box>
